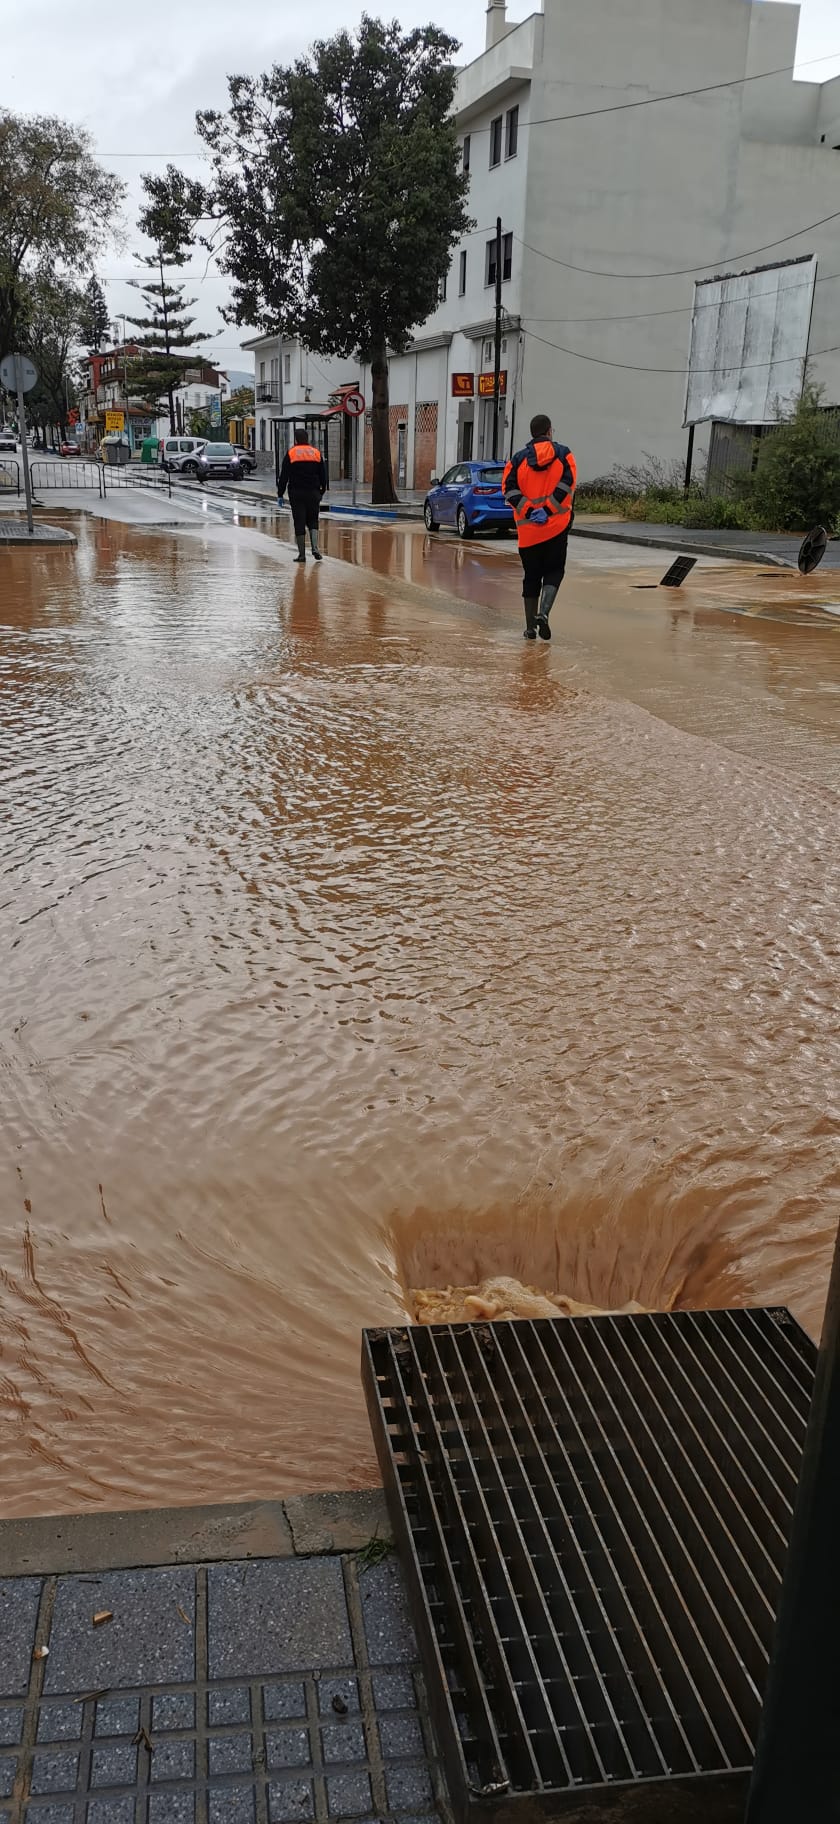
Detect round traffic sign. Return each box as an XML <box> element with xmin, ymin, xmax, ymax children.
<box><xmin>0</xmin><ymin>352</ymin><xmax>38</xmax><ymax>394</ymax></box>
<box><xmin>342</xmin><ymin>390</ymin><xmax>365</xmax><ymax>417</ymax></box>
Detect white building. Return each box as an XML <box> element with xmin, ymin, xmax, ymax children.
<box><xmin>241</xmin><ymin>335</ymin><xmax>354</xmax><ymax>468</ymax></box>
<box><xmin>151</xmin><ymin>366</ymin><xmax>230</xmax><ymax>442</ymax></box>
<box><xmin>360</xmin><ymin>0</ymin><xmax>840</xmax><ymax>486</ymax></box>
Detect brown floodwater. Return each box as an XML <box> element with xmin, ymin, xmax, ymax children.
<box><xmin>1</xmin><ymin>512</ymin><xmax>838</xmax><ymax>1519</ymax></box>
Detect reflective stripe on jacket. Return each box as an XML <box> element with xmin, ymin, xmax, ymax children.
<box><xmin>278</xmin><ymin>443</ymin><xmax>327</xmax><ymax>497</ymax></box>
<box><xmin>502</xmin><ymin>439</ymin><xmax>577</xmax><ymax>548</ymax></box>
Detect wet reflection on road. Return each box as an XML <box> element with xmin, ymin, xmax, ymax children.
<box><xmin>1</xmin><ymin>512</ymin><xmax>838</xmax><ymax>1516</ymax></box>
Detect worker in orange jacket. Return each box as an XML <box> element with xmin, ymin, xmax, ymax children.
<box><xmin>502</xmin><ymin>412</ymin><xmax>577</xmax><ymax>640</ymax></box>
<box><xmin>278</xmin><ymin>430</ymin><xmax>327</xmax><ymax>562</ymax></box>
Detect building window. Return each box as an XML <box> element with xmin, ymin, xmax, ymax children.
<box><xmin>505</xmin><ymin>105</ymin><xmax>519</xmax><ymax>159</ymax></box>
<box><xmin>259</xmin><ymin>360</ymin><xmax>266</xmax><ymax>383</ymax></box>
<box><xmin>489</xmin><ymin>115</ymin><xmax>503</xmax><ymax>167</ymax></box>
<box><xmin>462</xmin><ymin>134</ymin><xmax>471</xmax><ymax>173</ymax></box>
<box><xmin>502</xmin><ymin>232</ymin><xmax>513</xmax><ymax>282</ymax></box>
<box><xmin>459</xmin><ymin>250</ymin><xmax>467</xmax><ymax>296</ymax></box>
<box><xmin>485</xmin><ymin>241</ymin><xmax>497</xmax><ymax>288</ymax></box>
<box><xmin>283</xmin><ymin>351</ymin><xmax>291</xmax><ymax>385</ymax></box>
<box><xmin>438</xmin><ymin>272</ymin><xmax>447</xmax><ymax>303</ymax></box>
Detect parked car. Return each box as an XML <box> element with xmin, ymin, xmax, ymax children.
<box><xmin>196</xmin><ymin>442</ymin><xmax>246</xmax><ymax>481</ymax></box>
<box><xmin>0</xmin><ymin>428</ymin><xmax>17</xmax><ymax>452</ymax></box>
<box><xmin>230</xmin><ymin>444</ymin><xmax>257</xmax><ymax>474</ymax></box>
<box><xmin>159</xmin><ymin>436</ymin><xmax>207</xmax><ymax>474</ymax></box>
<box><xmin>423</xmin><ymin>461</ymin><xmax>513</xmax><ymax>539</ymax></box>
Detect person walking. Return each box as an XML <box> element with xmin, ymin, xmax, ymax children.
<box><xmin>503</xmin><ymin>413</ymin><xmax>577</xmax><ymax>640</ymax></box>
<box><xmin>278</xmin><ymin>430</ymin><xmax>327</xmax><ymax>562</ymax></box>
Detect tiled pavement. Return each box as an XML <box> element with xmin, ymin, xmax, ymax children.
<box><xmin>0</xmin><ymin>1556</ymin><xmax>445</xmax><ymax>1824</ymax></box>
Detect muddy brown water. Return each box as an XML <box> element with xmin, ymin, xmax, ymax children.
<box><xmin>1</xmin><ymin>513</ymin><xmax>838</xmax><ymax>1518</ymax></box>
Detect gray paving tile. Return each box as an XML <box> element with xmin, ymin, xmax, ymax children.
<box><xmin>89</xmin><ymin>1742</ymin><xmax>137</xmax><ymax>1788</ymax></box>
<box><xmin>385</xmin><ymin>1762</ymin><xmax>434</xmax><ymax>1810</ymax></box>
<box><xmin>357</xmin><ymin>1560</ymin><xmax>417</xmax><ymax>1666</ymax></box>
<box><xmin>0</xmin><ymin>1707</ymin><xmax>23</xmax><ymax>1747</ymax></box>
<box><xmin>263</xmin><ymin>1682</ymin><xmax>306</xmax><ymax>1723</ymax></box>
<box><xmin>208</xmin><ymin>1734</ymin><xmax>253</xmax><ymax>1777</ymax></box>
<box><xmin>265</xmin><ymin>1727</ymin><xmax>311</xmax><ymax>1770</ymax></box>
<box><xmin>208</xmin><ymin>1560</ymin><xmax>351</xmax><ymax>1679</ymax></box>
<box><xmin>30</xmin><ymin>1749</ymin><xmax>79</xmax><ymax>1795</ymax></box>
<box><xmin>95</xmin><ymin>1698</ymin><xmax>140</xmax><ymax>1738</ymax></box>
<box><xmin>370</xmin><ymin>1671</ymin><xmax>416</xmax><ymax>1711</ymax></box>
<box><xmin>320</xmin><ymin>1720</ymin><xmax>367</xmax><ymax>1764</ymax></box>
<box><xmin>24</xmin><ymin>1808</ymin><xmax>75</xmax><ymax>1823</ymax></box>
<box><xmin>86</xmin><ymin>1802</ymin><xmax>135</xmax><ymax>1824</ymax></box>
<box><xmin>149</xmin><ymin>1738</ymin><xmax>194</xmax><ymax>1782</ymax></box>
<box><xmin>326</xmin><ymin>1770</ymin><xmax>372</xmax><ymax>1817</ymax></box>
<box><xmin>36</xmin><ymin>1703</ymin><xmax>82</xmax><ymax>1744</ymax></box>
<box><xmin>208</xmin><ymin>1789</ymin><xmax>255</xmax><ymax>1823</ymax></box>
<box><xmin>208</xmin><ymin>1686</ymin><xmax>251</xmax><ymax>1727</ymax></box>
<box><xmin>317</xmin><ymin>1677</ymin><xmax>359</xmax><ymax>1718</ymax></box>
<box><xmin>45</xmin><ymin>1570</ymin><xmax>195</xmax><ymax>1694</ymax></box>
<box><xmin>152</xmin><ymin>1692</ymin><xmax>195</xmax><ymax>1732</ymax></box>
<box><xmin>0</xmin><ymin>1765</ymin><xmax>13</xmax><ymax>1802</ymax></box>
<box><xmin>379</xmin><ymin>1713</ymin><xmax>425</xmax><ymax>1759</ymax></box>
<box><xmin>267</xmin><ymin>1779</ymin><xmax>314</xmax><ymax>1822</ymax></box>
<box><xmin>0</xmin><ymin>1578</ymin><xmax>42</xmax><ymax>1696</ymax></box>
<box><xmin>148</xmin><ymin>1794</ymin><xmax>194</xmax><ymax>1823</ymax></box>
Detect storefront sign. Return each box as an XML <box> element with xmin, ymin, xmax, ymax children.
<box><xmin>105</xmin><ymin>410</ymin><xmax>125</xmax><ymax>433</ymax></box>
<box><xmin>478</xmin><ymin>371</ymin><xmax>507</xmax><ymax>397</ymax></box>
<box><xmin>451</xmin><ymin>373</ymin><xmax>474</xmax><ymax>397</ymax></box>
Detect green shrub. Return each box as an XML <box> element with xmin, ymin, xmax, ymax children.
<box><xmin>681</xmin><ymin>496</ymin><xmax>750</xmax><ymax>530</ymax></box>
<box><xmin>743</xmin><ymin>383</ymin><xmax>840</xmax><ymax>531</ymax></box>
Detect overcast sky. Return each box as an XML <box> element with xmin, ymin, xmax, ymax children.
<box><xmin>3</xmin><ymin>0</ymin><xmax>839</xmax><ymax>378</ymax></box>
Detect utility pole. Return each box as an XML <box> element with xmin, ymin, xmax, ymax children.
<box><xmin>492</xmin><ymin>216</ymin><xmax>503</xmax><ymax>460</ymax></box>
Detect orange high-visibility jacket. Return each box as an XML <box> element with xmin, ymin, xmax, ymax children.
<box><xmin>279</xmin><ymin>443</ymin><xmax>327</xmax><ymax>498</ymax></box>
<box><xmin>502</xmin><ymin>439</ymin><xmax>577</xmax><ymax>548</ymax></box>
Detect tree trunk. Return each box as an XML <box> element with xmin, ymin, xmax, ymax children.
<box><xmin>370</xmin><ymin>338</ymin><xmax>397</xmax><ymax>505</ymax></box>
<box><xmin>168</xmin><ymin>382</ymin><xmax>176</xmax><ymax>437</ymax></box>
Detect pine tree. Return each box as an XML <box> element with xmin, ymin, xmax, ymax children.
<box><xmin>127</xmin><ymin>174</ymin><xmax>211</xmax><ymax>434</ymax></box>
<box><xmin>78</xmin><ymin>274</ymin><xmax>110</xmax><ymax>351</ymax></box>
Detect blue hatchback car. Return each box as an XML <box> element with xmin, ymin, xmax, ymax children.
<box><xmin>423</xmin><ymin>460</ymin><xmax>514</xmax><ymax>539</ymax></box>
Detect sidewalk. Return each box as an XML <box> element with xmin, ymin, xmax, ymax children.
<box><xmin>0</xmin><ymin>1494</ymin><xmax>444</xmax><ymax>1824</ymax></box>
<box><xmin>571</xmin><ymin>518</ymin><xmax>840</xmax><ymax>569</ymax></box>
<box><xmin>237</xmin><ymin>476</ymin><xmax>426</xmax><ymax>520</ymax></box>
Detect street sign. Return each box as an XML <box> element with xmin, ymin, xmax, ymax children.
<box><xmin>342</xmin><ymin>390</ymin><xmax>365</xmax><ymax>417</ymax></box>
<box><xmin>451</xmin><ymin>373</ymin><xmax>475</xmax><ymax>397</ymax></box>
<box><xmin>105</xmin><ymin>410</ymin><xmax>125</xmax><ymax>434</ymax></box>
<box><xmin>478</xmin><ymin>371</ymin><xmax>507</xmax><ymax>397</ymax></box>
<box><xmin>209</xmin><ymin>394</ymin><xmax>222</xmax><ymax>428</ymax></box>
<box><xmin>0</xmin><ymin>352</ymin><xmax>38</xmax><ymax>394</ymax></box>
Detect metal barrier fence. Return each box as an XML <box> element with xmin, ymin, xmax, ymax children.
<box><xmin>29</xmin><ymin>460</ymin><xmax>174</xmax><ymax>500</ymax></box>
<box><xmin>0</xmin><ymin>459</ymin><xmax>21</xmax><ymax>495</ymax></box>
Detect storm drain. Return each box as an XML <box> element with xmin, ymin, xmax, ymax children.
<box><xmin>362</xmin><ymin>1308</ymin><xmax>816</xmax><ymax>1822</ymax></box>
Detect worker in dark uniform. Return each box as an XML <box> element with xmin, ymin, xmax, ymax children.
<box><xmin>278</xmin><ymin>430</ymin><xmax>327</xmax><ymax>562</ymax></box>
<box><xmin>503</xmin><ymin>413</ymin><xmax>577</xmax><ymax>640</ymax></box>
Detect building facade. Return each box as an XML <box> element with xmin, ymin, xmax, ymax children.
<box><xmin>361</xmin><ymin>0</ymin><xmax>840</xmax><ymax>485</ymax></box>
<box><xmin>241</xmin><ymin>335</ymin><xmax>353</xmax><ymax>469</ymax></box>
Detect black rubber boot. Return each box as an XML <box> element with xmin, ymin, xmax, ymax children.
<box><xmin>523</xmin><ymin>596</ymin><xmax>539</xmax><ymax>640</ymax></box>
<box><xmin>310</xmin><ymin>529</ymin><xmax>323</xmax><ymax>561</ymax></box>
<box><xmin>536</xmin><ymin>581</ymin><xmax>559</xmax><ymax>640</ymax></box>
<box><xmin>293</xmin><ymin>535</ymin><xmax>306</xmax><ymax>563</ymax></box>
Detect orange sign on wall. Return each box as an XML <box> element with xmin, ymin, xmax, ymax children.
<box><xmin>451</xmin><ymin>373</ymin><xmax>475</xmax><ymax>397</ymax></box>
<box><xmin>478</xmin><ymin>371</ymin><xmax>507</xmax><ymax>397</ymax></box>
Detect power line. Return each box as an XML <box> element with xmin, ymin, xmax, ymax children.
<box><xmin>464</xmin><ymin>45</ymin><xmax>840</xmax><ymax>135</ymax></box>
<box><xmin>520</xmin><ymin>322</ymin><xmax>840</xmax><ymax>375</ymax></box>
<box><xmin>513</xmin><ymin>207</ymin><xmax>840</xmax><ymax>281</ymax></box>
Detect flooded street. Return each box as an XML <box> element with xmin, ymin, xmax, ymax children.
<box><xmin>1</xmin><ymin>512</ymin><xmax>838</xmax><ymax>1518</ymax></box>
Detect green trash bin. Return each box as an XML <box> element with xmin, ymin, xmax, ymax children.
<box><xmin>140</xmin><ymin>435</ymin><xmax>158</xmax><ymax>466</ymax></box>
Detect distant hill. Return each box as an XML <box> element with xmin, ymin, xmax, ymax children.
<box><xmin>224</xmin><ymin>369</ymin><xmax>254</xmax><ymax>391</ymax></box>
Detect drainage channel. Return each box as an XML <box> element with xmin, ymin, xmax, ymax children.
<box><xmin>363</xmin><ymin>1307</ymin><xmax>815</xmax><ymax>1823</ymax></box>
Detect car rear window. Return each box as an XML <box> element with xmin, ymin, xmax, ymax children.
<box><xmin>479</xmin><ymin>467</ymin><xmax>505</xmax><ymax>485</ymax></box>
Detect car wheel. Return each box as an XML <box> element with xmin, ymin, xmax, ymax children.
<box><xmin>424</xmin><ymin>501</ymin><xmax>439</xmax><ymax>531</ymax></box>
<box><xmin>457</xmin><ymin>506</ymin><xmax>473</xmax><ymax>540</ymax></box>
<box><xmin>183</xmin><ymin>461</ymin><xmax>198</xmax><ymax>476</ymax></box>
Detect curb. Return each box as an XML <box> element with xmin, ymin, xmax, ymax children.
<box><xmin>570</xmin><ymin>523</ymin><xmax>792</xmax><ymax>568</ymax></box>
<box><xmin>0</xmin><ymin>1489</ymin><xmax>392</xmax><ymax>1578</ymax></box>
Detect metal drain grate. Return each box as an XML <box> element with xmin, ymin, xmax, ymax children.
<box><xmin>362</xmin><ymin>1309</ymin><xmax>816</xmax><ymax>1823</ymax></box>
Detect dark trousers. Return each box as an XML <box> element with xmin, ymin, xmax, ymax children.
<box><xmin>290</xmin><ymin>492</ymin><xmax>321</xmax><ymax>535</ymax></box>
<box><xmin>519</xmin><ymin>530</ymin><xmax>569</xmax><ymax>599</ymax></box>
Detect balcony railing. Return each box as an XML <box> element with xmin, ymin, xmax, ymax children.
<box><xmin>256</xmin><ymin>384</ymin><xmax>281</xmax><ymax>404</ymax></box>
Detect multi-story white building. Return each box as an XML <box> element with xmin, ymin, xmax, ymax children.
<box><xmin>358</xmin><ymin>0</ymin><xmax>840</xmax><ymax>485</ymax></box>
<box><xmin>241</xmin><ymin>334</ymin><xmax>354</xmax><ymax>467</ymax></box>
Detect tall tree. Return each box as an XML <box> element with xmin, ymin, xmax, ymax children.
<box><xmin>78</xmin><ymin>274</ymin><xmax>110</xmax><ymax>351</ymax></box>
<box><xmin>127</xmin><ymin>173</ymin><xmax>212</xmax><ymax>434</ymax></box>
<box><xmin>0</xmin><ymin>111</ymin><xmax>124</xmax><ymax>359</ymax></box>
<box><xmin>21</xmin><ymin>268</ymin><xmax>85</xmax><ymax>442</ymax></box>
<box><xmin>180</xmin><ymin>17</ymin><xmax>469</xmax><ymax>502</ymax></box>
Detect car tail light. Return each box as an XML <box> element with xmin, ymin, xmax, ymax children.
<box><xmin>474</xmin><ymin>486</ymin><xmax>497</xmax><ymax>496</ymax></box>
